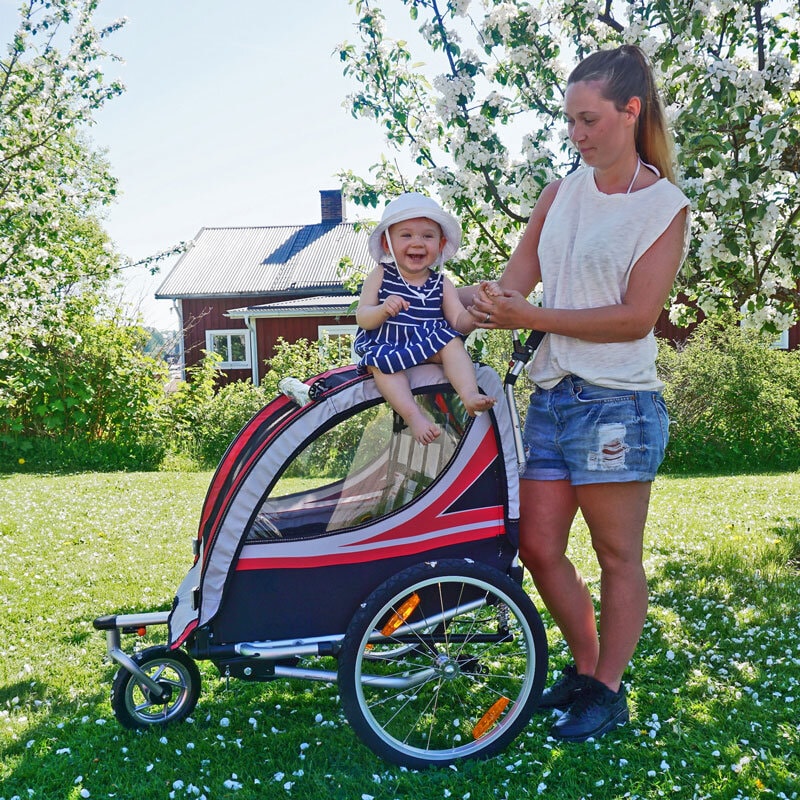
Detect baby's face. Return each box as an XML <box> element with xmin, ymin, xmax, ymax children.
<box><xmin>385</xmin><ymin>217</ymin><xmax>446</xmax><ymax>277</ymax></box>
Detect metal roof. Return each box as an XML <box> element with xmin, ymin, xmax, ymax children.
<box><xmin>155</xmin><ymin>223</ymin><xmax>371</xmax><ymax>299</ymax></box>
<box><xmin>227</xmin><ymin>295</ymin><xmax>358</xmax><ymax>318</ymax></box>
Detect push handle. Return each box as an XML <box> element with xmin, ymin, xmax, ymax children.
<box><xmin>503</xmin><ymin>330</ymin><xmax>545</xmax><ymax>472</ymax></box>
<box><xmin>504</xmin><ymin>329</ymin><xmax>545</xmax><ymax>387</ymax></box>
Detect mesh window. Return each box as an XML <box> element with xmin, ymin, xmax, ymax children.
<box><xmin>246</xmin><ymin>390</ymin><xmax>469</xmax><ymax>542</ymax></box>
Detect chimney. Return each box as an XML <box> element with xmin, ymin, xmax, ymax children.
<box><xmin>320</xmin><ymin>189</ymin><xmax>345</xmax><ymax>224</ymax></box>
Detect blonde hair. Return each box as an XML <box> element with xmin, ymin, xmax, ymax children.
<box><xmin>568</xmin><ymin>45</ymin><xmax>676</xmax><ymax>184</ymax></box>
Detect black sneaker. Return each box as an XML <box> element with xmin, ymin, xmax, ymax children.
<box><xmin>537</xmin><ymin>665</ymin><xmax>591</xmax><ymax>712</ymax></box>
<box><xmin>549</xmin><ymin>677</ymin><xmax>629</xmax><ymax>742</ymax></box>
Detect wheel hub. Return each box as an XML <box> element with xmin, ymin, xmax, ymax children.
<box><xmin>149</xmin><ymin>681</ymin><xmax>173</xmax><ymax>705</ymax></box>
<box><xmin>434</xmin><ymin>654</ymin><xmax>461</xmax><ymax>681</ymax></box>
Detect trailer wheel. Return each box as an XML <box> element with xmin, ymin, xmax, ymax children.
<box><xmin>338</xmin><ymin>559</ymin><xmax>547</xmax><ymax>768</ymax></box>
<box><xmin>110</xmin><ymin>646</ymin><xmax>200</xmax><ymax>729</ymax></box>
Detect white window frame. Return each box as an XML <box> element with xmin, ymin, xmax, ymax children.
<box><xmin>318</xmin><ymin>324</ymin><xmax>359</xmax><ymax>364</ymax></box>
<box><xmin>771</xmin><ymin>328</ymin><xmax>790</xmax><ymax>350</ymax></box>
<box><xmin>205</xmin><ymin>328</ymin><xmax>251</xmax><ymax>369</ymax></box>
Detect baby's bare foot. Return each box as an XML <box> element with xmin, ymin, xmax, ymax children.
<box><xmin>463</xmin><ymin>394</ymin><xmax>496</xmax><ymax>417</ymax></box>
<box><xmin>408</xmin><ymin>414</ymin><xmax>441</xmax><ymax>445</ymax></box>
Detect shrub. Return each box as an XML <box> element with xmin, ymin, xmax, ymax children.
<box><xmin>161</xmin><ymin>352</ymin><xmax>271</xmax><ymax>468</ymax></box>
<box><xmin>191</xmin><ymin>380</ymin><xmax>272</xmax><ymax>467</ymax></box>
<box><xmin>0</xmin><ymin>315</ymin><xmax>170</xmax><ymax>472</ymax></box>
<box><xmin>261</xmin><ymin>335</ymin><xmax>355</xmax><ymax>398</ymax></box>
<box><xmin>657</xmin><ymin>317</ymin><xmax>800</xmax><ymax>473</ymax></box>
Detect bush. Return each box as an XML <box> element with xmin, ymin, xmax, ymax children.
<box><xmin>0</xmin><ymin>315</ymin><xmax>170</xmax><ymax>472</ymax></box>
<box><xmin>657</xmin><ymin>317</ymin><xmax>800</xmax><ymax>473</ymax></box>
<box><xmin>191</xmin><ymin>380</ymin><xmax>273</xmax><ymax>467</ymax></box>
<box><xmin>261</xmin><ymin>335</ymin><xmax>355</xmax><ymax>397</ymax></box>
<box><xmin>2</xmin><ymin>436</ymin><xmax>166</xmax><ymax>473</ymax></box>
<box><xmin>161</xmin><ymin>353</ymin><xmax>271</xmax><ymax>468</ymax></box>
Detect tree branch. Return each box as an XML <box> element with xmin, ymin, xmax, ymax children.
<box><xmin>598</xmin><ymin>0</ymin><xmax>624</xmax><ymax>33</ymax></box>
<box><xmin>754</xmin><ymin>2</ymin><xmax>766</xmax><ymax>71</ymax></box>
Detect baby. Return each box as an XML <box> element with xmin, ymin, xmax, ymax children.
<box><xmin>354</xmin><ymin>193</ymin><xmax>495</xmax><ymax>445</ymax></box>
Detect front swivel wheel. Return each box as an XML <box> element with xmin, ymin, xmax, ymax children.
<box><xmin>110</xmin><ymin>645</ymin><xmax>200</xmax><ymax>729</ymax></box>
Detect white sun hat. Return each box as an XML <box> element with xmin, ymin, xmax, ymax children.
<box><xmin>368</xmin><ymin>192</ymin><xmax>462</xmax><ymax>265</ymax></box>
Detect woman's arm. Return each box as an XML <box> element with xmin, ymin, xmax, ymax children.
<box><xmin>459</xmin><ymin>180</ymin><xmax>560</xmax><ymax>316</ymax></box>
<box><xmin>477</xmin><ymin>207</ymin><xmax>688</xmax><ymax>342</ymax></box>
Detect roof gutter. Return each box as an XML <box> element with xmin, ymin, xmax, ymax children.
<box><xmin>226</xmin><ymin>306</ymin><xmax>356</xmax><ymax>320</ymax></box>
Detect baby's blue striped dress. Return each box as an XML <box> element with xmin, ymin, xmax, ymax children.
<box><xmin>354</xmin><ymin>263</ymin><xmax>460</xmax><ymax>375</ymax></box>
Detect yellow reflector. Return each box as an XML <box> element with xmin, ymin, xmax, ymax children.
<box><xmin>381</xmin><ymin>593</ymin><xmax>421</xmax><ymax>636</ymax></box>
<box><xmin>472</xmin><ymin>696</ymin><xmax>510</xmax><ymax>739</ymax></box>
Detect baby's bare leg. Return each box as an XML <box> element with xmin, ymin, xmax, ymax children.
<box><xmin>367</xmin><ymin>366</ymin><xmax>441</xmax><ymax>444</ymax></box>
<box><xmin>438</xmin><ymin>339</ymin><xmax>496</xmax><ymax>417</ymax></box>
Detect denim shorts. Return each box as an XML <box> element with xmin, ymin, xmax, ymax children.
<box><xmin>521</xmin><ymin>375</ymin><xmax>670</xmax><ymax>485</ymax></box>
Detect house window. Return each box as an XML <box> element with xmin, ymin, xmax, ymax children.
<box><xmin>771</xmin><ymin>329</ymin><xmax>789</xmax><ymax>350</ymax></box>
<box><xmin>318</xmin><ymin>324</ymin><xmax>358</xmax><ymax>364</ymax></box>
<box><xmin>206</xmin><ymin>329</ymin><xmax>251</xmax><ymax>369</ymax></box>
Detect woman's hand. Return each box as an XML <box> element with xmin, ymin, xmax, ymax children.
<box><xmin>469</xmin><ymin>282</ymin><xmax>536</xmax><ymax>330</ymax></box>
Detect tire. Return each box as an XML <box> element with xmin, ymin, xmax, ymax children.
<box><xmin>110</xmin><ymin>645</ymin><xmax>200</xmax><ymax>729</ymax></box>
<box><xmin>338</xmin><ymin>559</ymin><xmax>547</xmax><ymax>768</ymax></box>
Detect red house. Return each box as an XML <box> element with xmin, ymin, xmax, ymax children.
<box><xmin>155</xmin><ymin>190</ymin><xmax>367</xmax><ymax>385</ymax></box>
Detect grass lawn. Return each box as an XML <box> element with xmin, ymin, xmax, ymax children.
<box><xmin>1</xmin><ymin>470</ymin><xmax>798</xmax><ymax>800</ymax></box>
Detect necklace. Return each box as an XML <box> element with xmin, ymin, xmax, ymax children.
<box><xmin>397</xmin><ymin>269</ymin><xmax>434</xmax><ymax>304</ymax></box>
<box><xmin>626</xmin><ymin>158</ymin><xmax>642</xmax><ymax>194</ymax></box>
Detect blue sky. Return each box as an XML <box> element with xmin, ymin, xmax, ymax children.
<box><xmin>0</xmin><ymin>0</ymin><xmax>419</xmax><ymax>329</ymax></box>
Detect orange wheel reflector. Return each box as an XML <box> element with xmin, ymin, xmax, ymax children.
<box><xmin>381</xmin><ymin>593</ymin><xmax>421</xmax><ymax>636</ymax></box>
<box><xmin>136</xmin><ymin>627</ymin><xmax>147</xmax><ymax>637</ymax></box>
<box><xmin>472</xmin><ymin>696</ymin><xmax>510</xmax><ymax>739</ymax></box>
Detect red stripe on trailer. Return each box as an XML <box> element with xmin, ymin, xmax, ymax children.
<box><xmin>170</xmin><ymin>619</ymin><xmax>198</xmax><ymax>650</ymax></box>
<box><xmin>196</xmin><ymin>398</ymin><xmax>290</xmax><ymax>547</ymax></box>
<box><xmin>235</xmin><ymin>520</ymin><xmax>504</xmax><ymax>570</ymax></box>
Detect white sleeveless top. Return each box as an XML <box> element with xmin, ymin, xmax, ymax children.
<box><xmin>530</xmin><ymin>166</ymin><xmax>690</xmax><ymax>391</ymax></box>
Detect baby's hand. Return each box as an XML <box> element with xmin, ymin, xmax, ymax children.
<box><xmin>481</xmin><ymin>280</ymin><xmax>503</xmax><ymax>297</ymax></box>
<box><xmin>383</xmin><ymin>295</ymin><xmax>409</xmax><ymax>317</ymax></box>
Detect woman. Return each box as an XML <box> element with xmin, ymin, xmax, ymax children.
<box><xmin>467</xmin><ymin>45</ymin><xmax>690</xmax><ymax>742</ymax></box>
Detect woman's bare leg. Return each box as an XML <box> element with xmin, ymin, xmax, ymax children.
<box><xmin>518</xmin><ymin>478</ymin><xmax>599</xmax><ymax>676</ymax></box>
<box><xmin>575</xmin><ymin>481</ymin><xmax>651</xmax><ymax>692</ymax></box>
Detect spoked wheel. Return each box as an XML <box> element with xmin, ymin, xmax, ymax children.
<box><xmin>338</xmin><ymin>559</ymin><xmax>547</xmax><ymax>768</ymax></box>
<box><xmin>110</xmin><ymin>645</ymin><xmax>200</xmax><ymax>729</ymax></box>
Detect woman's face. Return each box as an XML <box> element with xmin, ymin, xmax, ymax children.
<box><xmin>564</xmin><ymin>79</ymin><xmax>638</xmax><ymax>170</ymax></box>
